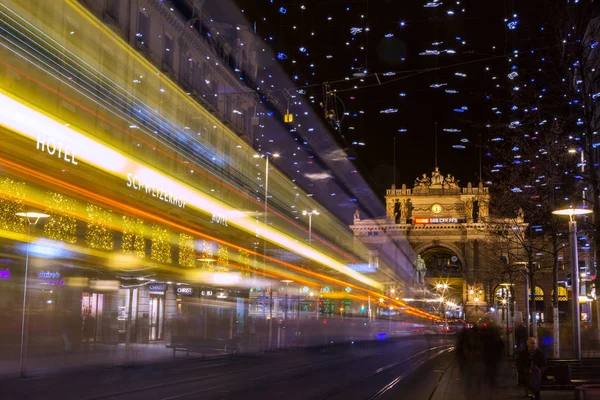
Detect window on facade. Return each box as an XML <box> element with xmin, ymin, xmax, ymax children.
<box><xmin>137</xmin><ymin>11</ymin><xmax>150</xmax><ymax>48</ymax></box>
<box><xmin>164</xmin><ymin>34</ymin><xmax>174</xmax><ymax>70</ymax></box>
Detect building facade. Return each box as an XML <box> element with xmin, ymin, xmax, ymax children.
<box><xmin>0</xmin><ymin>0</ymin><xmax>419</xmax><ymax>358</ymax></box>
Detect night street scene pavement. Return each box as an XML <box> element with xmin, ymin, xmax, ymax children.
<box><xmin>1</xmin><ymin>0</ymin><xmax>600</xmax><ymax>399</ymax></box>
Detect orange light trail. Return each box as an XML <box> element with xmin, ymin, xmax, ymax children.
<box><xmin>0</xmin><ymin>155</ymin><xmax>437</xmax><ymax>320</ymax></box>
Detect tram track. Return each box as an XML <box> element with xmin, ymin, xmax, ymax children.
<box><xmin>314</xmin><ymin>345</ymin><xmax>454</xmax><ymax>400</ymax></box>
<box><xmin>84</xmin><ymin>353</ymin><xmax>330</xmax><ymax>400</ymax></box>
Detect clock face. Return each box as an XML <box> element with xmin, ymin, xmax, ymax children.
<box><xmin>431</xmin><ymin>204</ymin><xmax>442</xmax><ymax>214</ymax></box>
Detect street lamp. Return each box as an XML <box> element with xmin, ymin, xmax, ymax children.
<box><xmin>302</xmin><ymin>210</ymin><xmax>319</xmax><ymax>242</ymax></box>
<box><xmin>552</xmin><ymin>207</ymin><xmax>592</xmax><ymax>360</ymax></box>
<box><xmin>16</xmin><ymin>211</ymin><xmax>49</xmax><ymax>378</ymax></box>
<box><xmin>254</xmin><ymin>153</ymin><xmax>279</xmax><ymax>350</ymax></box>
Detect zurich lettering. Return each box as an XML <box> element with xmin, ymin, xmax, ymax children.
<box><xmin>126</xmin><ymin>173</ymin><xmax>187</xmax><ymax>209</ymax></box>
<box><xmin>36</xmin><ymin>134</ymin><xmax>78</xmax><ymax>165</ymax></box>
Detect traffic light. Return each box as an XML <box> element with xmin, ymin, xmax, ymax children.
<box><xmin>318</xmin><ymin>301</ymin><xmax>323</xmax><ymax>312</ymax></box>
<box><xmin>360</xmin><ymin>304</ymin><xmax>366</xmax><ymax>312</ymax></box>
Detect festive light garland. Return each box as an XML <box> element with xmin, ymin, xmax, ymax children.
<box><xmin>151</xmin><ymin>224</ymin><xmax>172</xmax><ymax>264</ymax></box>
<box><xmin>217</xmin><ymin>244</ymin><xmax>229</xmax><ymax>272</ymax></box>
<box><xmin>122</xmin><ymin>216</ymin><xmax>146</xmax><ymax>258</ymax></box>
<box><xmin>200</xmin><ymin>239</ymin><xmax>214</xmax><ymax>271</ymax></box>
<box><xmin>43</xmin><ymin>191</ymin><xmax>77</xmax><ymax>243</ymax></box>
<box><xmin>237</xmin><ymin>248</ymin><xmax>252</xmax><ymax>276</ymax></box>
<box><xmin>178</xmin><ymin>233</ymin><xmax>195</xmax><ymax>268</ymax></box>
<box><xmin>0</xmin><ymin>177</ymin><xmax>26</xmax><ymax>233</ymax></box>
<box><xmin>85</xmin><ymin>204</ymin><xmax>114</xmax><ymax>251</ymax></box>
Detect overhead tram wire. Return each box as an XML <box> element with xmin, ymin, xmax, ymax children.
<box><xmin>222</xmin><ymin>43</ymin><xmax>569</xmax><ymax>98</ymax></box>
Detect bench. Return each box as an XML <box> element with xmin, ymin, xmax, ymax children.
<box><xmin>575</xmin><ymin>384</ymin><xmax>600</xmax><ymax>400</ymax></box>
<box><xmin>540</xmin><ymin>359</ymin><xmax>600</xmax><ymax>390</ymax></box>
<box><xmin>166</xmin><ymin>338</ymin><xmax>238</xmax><ymax>358</ymax></box>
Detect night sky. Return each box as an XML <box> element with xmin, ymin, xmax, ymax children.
<box><xmin>233</xmin><ymin>0</ymin><xmax>514</xmax><ymax>195</ymax></box>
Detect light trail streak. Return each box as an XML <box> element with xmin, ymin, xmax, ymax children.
<box><xmin>0</xmin><ymin>93</ymin><xmax>380</xmax><ymax>290</ymax></box>
<box><xmin>0</xmin><ymin>3</ymin><xmax>362</xmax><ymax>265</ymax></box>
<box><xmin>0</xmin><ymin>156</ymin><xmax>442</xmax><ymax>319</ymax></box>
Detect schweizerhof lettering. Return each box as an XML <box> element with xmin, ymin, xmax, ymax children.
<box><xmin>126</xmin><ymin>173</ymin><xmax>187</xmax><ymax>208</ymax></box>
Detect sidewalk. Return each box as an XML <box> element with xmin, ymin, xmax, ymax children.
<box><xmin>0</xmin><ymin>342</ymin><xmax>205</xmax><ymax>378</ymax></box>
<box><xmin>431</xmin><ymin>358</ymin><xmax>571</xmax><ymax>400</ymax></box>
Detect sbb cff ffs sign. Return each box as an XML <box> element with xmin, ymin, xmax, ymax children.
<box><xmin>176</xmin><ymin>286</ymin><xmax>194</xmax><ymax>296</ymax></box>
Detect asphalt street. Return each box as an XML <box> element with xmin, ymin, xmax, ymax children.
<box><xmin>0</xmin><ymin>336</ymin><xmax>456</xmax><ymax>400</ymax></box>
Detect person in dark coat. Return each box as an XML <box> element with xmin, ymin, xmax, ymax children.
<box><xmin>516</xmin><ymin>337</ymin><xmax>546</xmax><ymax>400</ymax></box>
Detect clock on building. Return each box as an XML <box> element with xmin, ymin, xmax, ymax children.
<box><xmin>431</xmin><ymin>203</ymin><xmax>442</xmax><ymax>214</ymax></box>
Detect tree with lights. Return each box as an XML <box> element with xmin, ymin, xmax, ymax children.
<box><xmin>487</xmin><ymin>0</ymin><xmax>600</xmax><ymax>352</ymax></box>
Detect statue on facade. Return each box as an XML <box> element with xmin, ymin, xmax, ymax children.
<box><xmin>444</xmin><ymin>174</ymin><xmax>459</xmax><ymax>189</ymax></box>
<box><xmin>415</xmin><ymin>173</ymin><xmax>431</xmax><ymax>188</ymax></box>
<box><xmin>354</xmin><ymin>209</ymin><xmax>360</xmax><ymax>221</ymax></box>
<box><xmin>473</xmin><ymin>199</ymin><xmax>480</xmax><ymax>222</ymax></box>
<box><xmin>402</xmin><ymin>198</ymin><xmax>413</xmax><ymax>219</ymax></box>
<box><xmin>393</xmin><ymin>199</ymin><xmax>401</xmax><ymax>223</ymax></box>
<box><xmin>414</xmin><ymin>255</ymin><xmax>427</xmax><ymax>284</ymax></box>
<box><xmin>464</xmin><ymin>198</ymin><xmax>474</xmax><ymax>220</ymax></box>
<box><xmin>431</xmin><ymin>167</ymin><xmax>444</xmax><ymax>186</ymax></box>
<box><xmin>479</xmin><ymin>197</ymin><xmax>489</xmax><ymax>219</ymax></box>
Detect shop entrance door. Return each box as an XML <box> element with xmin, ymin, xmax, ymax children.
<box><xmin>82</xmin><ymin>292</ymin><xmax>104</xmax><ymax>342</ymax></box>
<box><xmin>149</xmin><ymin>295</ymin><xmax>164</xmax><ymax>341</ymax></box>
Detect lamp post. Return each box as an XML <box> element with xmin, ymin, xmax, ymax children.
<box><xmin>552</xmin><ymin>207</ymin><xmax>593</xmax><ymax>360</ymax></box>
<box><xmin>302</xmin><ymin>210</ymin><xmax>319</xmax><ymax>242</ymax></box>
<box><xmin>16</xmin><ymin>211</ymin><xmax>49</xmax><ymax>378</ymax></box>
<box><xmin>254</xmin><ymin>153</ymin><xmax>279</xmax><ymax>350</ymax></box>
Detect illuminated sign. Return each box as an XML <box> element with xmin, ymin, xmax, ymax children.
<box><xmin>431</xmin><ymin>218</ymin><xmax>459</xmax><ymax>223</ymax></box>
<box><xmin>211</xmin><ymin>212</ymin><xmax>228</xmax><ymax>226</ymax></box>
<box><xmin>148</xmin><ymin>283</ymin><xmax>168</xmax><ymax>293</ymax></box>
<box><xmin>38</xmin><ymin>271</ymin><xmax>60</xmax><ymax>279</ymax></box>
<box><xmin>38</xmin><ymin>271</ymin><xmax>64</xmax><ymax>285</ymax></box>
<box><xmin>36</xmin><ymin>134</ymin><xmax>78</xmax><ymax>165</ymax></box>
<box><xmin>0</xmin><ymin>268</ymin><xmax>9</xmax><ymax>280</ymax></box>
<box><xmin>415</xmin><ymin>218</ymin><xmax>460</xmax><ymax>224</ymax></box>
<box><xmin>176</xmin><ymin>286</ymin><xmax>194</xmax><ymax>296</ymax></box>
<box><xmin>201</xmin><ymin>290</ymin><xmax>213</xmax><ymax>296</ymax></box>
<box><xmin>126</xmin><ymin>173</ymin><xmax>186</xmax><ymax>208</ymax></box>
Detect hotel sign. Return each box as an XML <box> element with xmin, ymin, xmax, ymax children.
<box><xmin>37</xmin><ymin>134</ymin><xmax>78</xmax><ymax>165</ymax></box>
<box><xmin>126</xmin><ymin>173</ymin><xmax>187</xmax><ymax>209</ymax></box>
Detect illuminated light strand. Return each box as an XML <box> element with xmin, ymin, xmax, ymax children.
<box><xmin>217</xmin><ymin>244</ymin><xmax>230</xmax><ymax>272</ymax></box>
<box><xmin>178</xmin><ymin>233</ymin><xmax>195</xmax><ymax>267</ymax></box>
<box><xmin>85</xmin><ymin>203</ymin><xmax>114</xmax><ymax>251</ymax></box>
<box><xmin>122</xmin><ymin>215</ymin><xmax>146</xmax><ymax>258</ymax></box>
<box><xmin>43</xmin><ymin>191</ymin><xmax>78</xmax><ymax>244</ymax></box>
<box><xmin>0</xmin><ymin>177</ymin><xmax>26</xmax><ymax>233</ymax></box>
<box><xmin>151</xmin><ymin>224</ymin><xmax>172</xmax><ymax>264</ymax></box>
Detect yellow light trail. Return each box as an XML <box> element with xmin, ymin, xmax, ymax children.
<box><xmin>0</xmin><ymin>154</ymin><xmax>437</xmax><ymax>320</ymax></box>
<box><xmin>0</xmin><ymin>90</ymin><xmax>382</xmax><ymax>290</ymax></box>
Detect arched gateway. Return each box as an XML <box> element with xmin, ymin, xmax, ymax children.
<box><xmin>350</xmin><ymin>168</ymin><xmax>493</xmax><ymax>320</ymax></box>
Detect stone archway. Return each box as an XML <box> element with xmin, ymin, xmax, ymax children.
<box><xmin>417</xmin><ymin>244</ymin><xmax>465</xmax><ymax>274</ymax></box>
<box><xmin>413</xmin><ymin>242</ymin><xmax>467</xmax><ymax>271</ymax></box>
